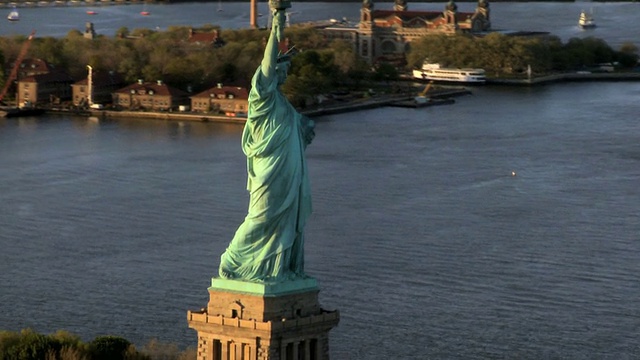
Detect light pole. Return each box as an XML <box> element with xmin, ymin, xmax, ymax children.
<box><xmin>86</xmin><ymin>65</ymin><xmax>93</xmax><ymax>107</ymax></box>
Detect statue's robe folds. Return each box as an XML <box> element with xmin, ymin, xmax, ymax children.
<box><xmin>218</xmin><ymin>65</ymin><xmax>314</xmax><ymax>283</ymax></box>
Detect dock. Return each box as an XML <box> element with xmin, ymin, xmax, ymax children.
<box><xmin>303</xmin><ymin>87</ymin><xmax>471</xmax><ymax>116</ymax></box>
<box><xmin>0</xmin><ymin>107</ymin><xmax>45</xmax><ymax>118</ymax></box>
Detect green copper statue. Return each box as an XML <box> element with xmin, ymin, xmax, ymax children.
<box><xmin>218</xmin><ymin>5</ymin><xmax>315</xmax><ymax>283</ymax></box>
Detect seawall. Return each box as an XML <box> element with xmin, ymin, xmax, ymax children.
<box><xmin>44</xmin><ymin>88</ymin><xmax>472</xmax><ymax>122</ymax></box>
<box><xmin>488</xmin><ymin>72</ymin><xmax>640</xmax><ymax>85</ymax></box>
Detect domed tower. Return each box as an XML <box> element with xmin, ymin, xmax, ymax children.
<box><xmin>358</xmin><ymin>0</ymin><xmax>375</xmax><ymax>64</ymax></box>
<box><xmin>393</xmin><ymin>0</ymin><xmax>407</xmax><ymax>12</ymax></box>
<box><xmin>443</xmin><ymin>0</ymin><xmax>458</xmax><ymax>29</ymax></box>
<box><xmin>360</xmin><ymin>0</ymin><xmax>373</xmax><ymax>29</ymax></box>
<box><xmin>478</xmin><ymin>0</ymin><xmax>490</xmax><ymax>21</ymax></box>
<box><xmin>361</xmin><ymin>0</ymin><xmax>374</xmax><ymax>24</ymax></box>
<box><xmin>445</xmin><ymin>0</ymin><xmax>458</xmax><ymax>13</ymax></box>
<box><xmin>471</xmin><ymin>0</ymin><xmax>491</xmax><ymax>32</ymax></box>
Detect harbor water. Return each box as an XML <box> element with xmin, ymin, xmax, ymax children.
<box><xmin>2</xmin><ymin>2</ymin><xmax>640</xmax><ymax>359</ymax></box>
<box><xmin>1</xmin><ymin>1</ymin><xmax>639</xmax><ymax>49</ymax></box>
<box><xmin>2</xmin><ymin>82</ymin><xmax>640</xmax><ymax>359</ymax></box>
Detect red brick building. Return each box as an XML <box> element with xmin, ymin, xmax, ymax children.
<box><xmin>322</xmin><ymin>0</ymin><xmax>491</xmax><ymax>64</ymax></box>
<box><xmin>190</xmin><ymin>83</ymin><xmax>249</xmax><ymax>115</ymax></box>
<box><xmin>71</xmin><ymin>71</ymin><xmax>126</xmax><ymax>107</ymax></box>
<box><xmin>186</xmin><ymin>28</ymin><xmax>225</xmax><ymax>48</ymax></box>
<box><xmin>17</xmin><ymin>71</ymin><xmax>74</xmax><ymax>107</ymax></box>
<box><xmin>113</xmin><ymin>80</ymin><xmax>190</xmax><ymax>111</ymax></box>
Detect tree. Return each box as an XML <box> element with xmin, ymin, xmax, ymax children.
<box><xmin>284</xmin><ymin>26</ymin><xmax>327</xmax><ymax>50</ymax></box>
<box><xmin>328</xmin><ymin>39</ymin><xmax>358</xmax><ymax>75</ymax></box>
<box><xmin>1</xmin><ymin>328</ymin><xmax>59</xmax><ymax>360</ymax></box>
<box><xmin>89</xmin><ymin>335</ymin><xmax>132</xmax><ymax>360</ymax></box>
<box><xmin>31</xmin><ymin>37</ymin><xmax>67</xmax><ymax>69</ymax></box>
<box><xmin>616</xmin><ymin>41</ymin><xmax>639</xmax><ymax>68</ymax></box>
<box><xmin>619</xmin><ymin>42</ymin><xmax>638</xmax><ymax>56</ymax></box>
<box><xmin>0</xmin><ymin>49</ymin><xmax>5</xmax><ymax>91</ymax></box>
<box><xmin>115</xmin><ymin>26</ymin><xmax>130</xmax><ymax>38</ymax></box>
<box><xmin>280</xmin><ymin>49</ymin><xmax>336</xmax><ymax>106</ymax></box>
<box><xmin>372</xmin><ymin>62</ymin><xmax>398</xmax><ymax>82</ymax></box>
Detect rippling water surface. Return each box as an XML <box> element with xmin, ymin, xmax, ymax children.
<box><xmin>2</xmin><ymin>1</ymin><xmax>640</xmax><ymax>48</ymax></box>
<box><xmin>2</xmin><ymin>82</ymin><xmax>640</xmax><ymax>358</ymax></box>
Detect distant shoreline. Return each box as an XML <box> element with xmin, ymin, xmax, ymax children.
<box><xmin>0</xmin><ymin>0</ymin><xmax>584</xmax><ymax>7</ymax></box>
<box><xmin>169</xmin><ymin>0</ymin><xmax>578</xmax><ymax>3</ymax></box>
<box><xmin>42</xmin><ymin>71</ymin><xmax>640</xmax><ymax>122</ymax></box>
<box><xmin>487</xmin><ymin>71</ymin><xmax>640</xmax><ymax>85</ymax></box>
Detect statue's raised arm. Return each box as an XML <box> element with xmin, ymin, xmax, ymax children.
<box><xmin>218</xmin><ymin>0</ymin><xmax>316</xmax><ymax>284</ymax></box>
<box><xmin>260</xmin><ymin>8</ymin><xmax>286</xmax><ymax>81</ymax></box>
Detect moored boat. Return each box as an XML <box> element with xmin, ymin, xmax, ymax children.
<box><xmin>0</xmin><ymin>107</ymin><xmax>45</xmax><ymax>118</ymax></box>
<box><xmin>140</xmin><ymin>3</ymin><xmax>150</xmax><ymax>16</ymax></box>
<box><xmin>412</xmin><ymin>62</ymin><xmax>486</xmax><ymax>84</ymax></box>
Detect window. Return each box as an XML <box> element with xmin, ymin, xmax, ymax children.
<box><xmin>381</xmin><ymin>40</ymin><xmax>396</xmax><ymax>54</ymax></box>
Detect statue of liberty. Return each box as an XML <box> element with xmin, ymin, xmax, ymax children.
<box><xmin>218</xmin><ymin>2</ymin><xmax>315</xmax><ymax>283</ymax></box>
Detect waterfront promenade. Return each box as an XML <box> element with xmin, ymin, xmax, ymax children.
<box><xmin>43</xmin><ymin>72</ymin><xmax>640</xmax><ymax>122</ymax></box>
<box><xmin>69</xmin><ymin>87</ymin><xmax>473</xmax><ymax>122</ymax></box>
<box><xmin>75</xmin><ymin>94</ymin><xmax>417</xmax><ymax>123</ymax></box>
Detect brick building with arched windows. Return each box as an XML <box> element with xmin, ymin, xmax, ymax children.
<box><xmin>321</xmin><ymin>0</ymin><xmax>491</xmax><ymax>65</ymax></box>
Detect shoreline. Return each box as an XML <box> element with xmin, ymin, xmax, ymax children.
<box><xmin>45</xmin><ymin>88</ymin><xmax>472</xmax><ymax>122</ymax></box>
<box><xmin>0</xmin><ymin>0</ymin><xmax>580</xmax><ymax>9</ymax></box>
<box><xmin>486</xmin><ymin>71</ymin><xmax>640</xmax><ymax>85</ymax></box>
<box><xmin>38</xmin><ymin>71</ymin><xmax>640</xmax><ymax>122</ymax></box>
<box><xmin>45</xmin><ymin>95</ymin><xmax>417</xmax><ymax>123</ymax></box>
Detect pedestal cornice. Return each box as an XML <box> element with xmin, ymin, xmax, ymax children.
<box><xmin>209</xmin><ymin>277</ymin><xmax>318</xmax><ymax>297</ymax></box>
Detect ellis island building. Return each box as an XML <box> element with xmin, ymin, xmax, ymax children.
<box><xmin>322</xmin><ymin>0</ymin><xmax>491</xmax><ymax>64</ymax></box>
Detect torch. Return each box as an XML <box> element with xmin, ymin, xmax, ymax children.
<box><xmin>269</xmin><ymin>0</ymin><xmax>291</xmax><ymax>11</ymax></box>
<box><xmin>269</xmin><ymin>0</ymin><xmax>290</xmax><ymax>42</ymax></box>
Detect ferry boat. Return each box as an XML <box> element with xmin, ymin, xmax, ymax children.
<box><xmin>412</xmin><ymin>62</ymin><xmax>486</xmax><ymax>84</ymax></box>
<box><xmin>578</xmin><ymin>10</ymin><xmax>596</xmax><ymax>29</ymax></box>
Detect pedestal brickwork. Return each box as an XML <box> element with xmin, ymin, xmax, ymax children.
<box><xmin>187</xmin><ymin>278</ymin><xmax>339</xmax><ymax>360</ymax></box>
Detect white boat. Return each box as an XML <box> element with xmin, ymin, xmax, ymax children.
<box><xmin>412</xmin><ymin>62</ymin><xmax>486</xmax><ymax>84</ymax></box>
<box><xmin>7</xmin><ymin>7</ymin><xmax>19</xmax><ymax>21</ymax></box>
<box><xmin>578</xmin><ymin>10</ymin><xmax>596</xmax><ymax>29</ymax></box>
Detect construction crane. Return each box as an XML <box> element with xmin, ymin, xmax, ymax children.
<box><xmin>418</xmin><ymin>80</ymin><xmax>435</xmax><ymax>97</ymax></box>
<box><xmin>415</xmin><ymin>80</ymin><xmax>434</xmax><ymax>104</ymax></box>
<box><xmin>0</xmin><ymin>30</ymin><xmax>36</xmax><ymax>105</ymax></box>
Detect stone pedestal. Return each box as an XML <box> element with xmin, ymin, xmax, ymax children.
<box><xmin>187</xmin><ymin>278</ymin><xmax>339</xmax><ymax>360</ymax></box>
